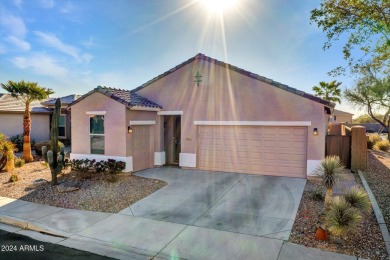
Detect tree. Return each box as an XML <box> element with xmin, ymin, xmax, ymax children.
<box><xmin>310</xmin><ymin>0</ymin><xmax>390</xmax><ymax>74</ymax></box>
<box><xmin>1</xmin><ymin>81</ymin><xmax>54</xmax><ymax>162</ymax></box>
<box><xmin>353</xmin><ymin>113</ymin><xmax>384</xmax><ymax>123</ymax></box>
<box><xmin>344</xmin><ymin>71</ymin><xmax>390</xmax><ymax>139</ymax></box>
<box><xmin>312</xmin><ymin>80</ymin><xmax>343</xmax><ymax>104</ymax></box>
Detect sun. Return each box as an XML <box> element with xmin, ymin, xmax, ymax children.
<box><xmin>201</xmin><ymin>0</ymin><xmax>239</xmax><ymax>13</ymax></box>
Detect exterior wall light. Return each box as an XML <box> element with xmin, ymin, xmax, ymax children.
<box><xmin>128</xmin><ymin>126</ymin><xmax>133</xmax><ymax>133</ymax></box>
<box><xmin>313</xmin><ymin>128</ymin><xmax>318</xmax><ymax>136</ymax></box>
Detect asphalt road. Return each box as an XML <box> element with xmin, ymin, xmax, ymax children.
<box><xmin>0</xmin><ymin>229</ymin><xmax>112</xmax><ymax>260</ymax></box>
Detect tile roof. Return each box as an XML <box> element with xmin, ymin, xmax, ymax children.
<box><xmin>0</xmin><ymin>94</ymin><xmax>52</xmax><ymax>113</ymax></box>
<box><xmin>69</xmin><ymin>86</ymin><xmax>162</xmax><ymax>109</ymax></box>
<box><xmin>41</xmin><ymin>94</ymin><xmax>81</xmax><ymax>106</ymax></box>
<box><xmin>132</xmin><ymin>53</ymin><xmax>335</xmax><ymax>108</ymax></box>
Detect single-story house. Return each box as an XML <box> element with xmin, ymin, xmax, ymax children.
<box><xmin>333</xmin><ymin>109</ymin><xmax>353</xmax><ymax>124</ymax></box>
<box><xmin>0</xmin><ymin>94</ymin><xmax>79</xmax><ymax>142</ymax></box>
<box><xmin>70</xmin><ymin>53</ymin><xmax>334</xmax><ymax>178</ymax></box>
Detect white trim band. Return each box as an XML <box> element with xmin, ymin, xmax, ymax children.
<box><xmin>157</xmin><ymin>111</ymin><xmax>183</xmax><ymax>115</ymax></box>
<box><xmin>179</xmin><ymin>153</ymin><xmax>196</xmax><ymax>168</ymax></box>
<box><xmin>86</xmin><ymin>111</ymin><xmax>106</xmax><ymax>115</ymax></box>
<box><xmin>154</xmin><ymin>151</ymin><xmax>166</xmax><ymax>166</ymax></box>
<box><xmin>70</xmin><ymin>153</ymin><xmax>133</xmax><ymax>172</ymax></box>
<box><xmin>194</xmin><ymin>121</ymin><xmax>312</xmax><ymax>126</ymax></box>
<box><xmin>129</xmin><ymin>120</ymin><xmax>156</xmax><ymax>125</ymax></box>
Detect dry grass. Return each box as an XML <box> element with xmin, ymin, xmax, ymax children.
<box><xmin>0</xmin><ymin>161</ymin><xmax>167</xmax><ymax>213</ymax></box>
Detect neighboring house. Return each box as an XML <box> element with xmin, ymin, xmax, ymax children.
<box><xmin>0</xmin><ymin>93</ymin><xmax>51</xmax><ymax>142</ymax></box>
<box><xmin>70</xmin><ymin>53</ymin><xmax>334</xmax><ymax>178</ymax></box>
<box><xmin>333</xmin><ymin>109</ymin><xmax>353</xmax><ymax>124</ymax></box>
<box><xmin>41</xmin><ymin>94</ymin><xmax>80</xmax><ymax>140</ymax></box>
<box><xmin>0</xmin><ymin>93</ymin><xmax>80</xmax><ymax>142</ymax></box>
<box><xmin>345</xmin><ymin>123</ymin><xmax>388</xmax><ymax>133</ymax></box>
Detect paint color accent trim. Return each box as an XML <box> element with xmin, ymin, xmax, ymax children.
<box><xmin>194</xmin><ymin>121</ymin><xmax>312</xmax><ymax>126</ymax></box>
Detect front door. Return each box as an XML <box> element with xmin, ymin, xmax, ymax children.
<box><xmin>164</xmin><ymin>115</ymin><xmax>181</xmax><ymax>165</ymax></box>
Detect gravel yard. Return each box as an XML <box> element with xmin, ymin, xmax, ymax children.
<box><xmin>0</xmin><ymin>161</ymin><xmax>167</xmax><ymax>213</ymax></box>
<box><xmin>364</xmin><ymin>150</ymin><xmax>390</xmax><ymax>232</ymax></box>
<box><xmin>290</xmin><ymin>169</ymin><xmax>388</xmax><ymax>260</ymax></box>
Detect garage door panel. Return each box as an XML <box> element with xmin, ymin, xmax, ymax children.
<box><xmin>198</xmin><ymin>126</ymin><xmax>307</xmax><ymax>178</ymax></box>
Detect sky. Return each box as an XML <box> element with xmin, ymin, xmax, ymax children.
<box><xmin>0</xmin><ymin>0</ymin><xmax>365</xmax><ymax>116</ymax></box>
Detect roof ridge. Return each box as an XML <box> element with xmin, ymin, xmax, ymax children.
<box><xmin>132</xmin><ymin>53</ymin><xmax>335</xmax><ymax>108</ymax></box>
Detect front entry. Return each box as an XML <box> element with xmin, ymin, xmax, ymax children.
<box><xmin>164</xmin><ymin>115</ymin><xmax>181</xmax><ymax>165</ymax></box>
<box><xmin>132</xmin><ymin>125</ymin><xmax>152</xmax><ymax>172</ymax></box>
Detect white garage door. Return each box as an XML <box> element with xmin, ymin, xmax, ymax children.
<box><xmin>198</xmin><ymin>126</ymin><xmax>307</xmax><ymax>178</ymax></box>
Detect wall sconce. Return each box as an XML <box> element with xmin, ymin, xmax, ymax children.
<box><xmin>128</xmin><ymin>126</ymin><xmax>133</xmax><ymax>133</ymax></box>
<box><xmin>313</xmin><ymin>128</ymin><xmax>318</xmax><ymax>136</ymax></box>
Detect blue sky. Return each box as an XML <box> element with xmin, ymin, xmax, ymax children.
<box><xmin>0</xmin><ymin>0</ymin><xmax>362</xmax><ymax>115</ymax></box>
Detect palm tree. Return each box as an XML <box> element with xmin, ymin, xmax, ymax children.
<box><xmin>315</xmin><ymin>156</ymin><xmax>344</xmax><ymax>209</ymax></box>
<box><xmin>312</xmin><ymin>80</ymin><xmax>342</xmax><ymax>104</ymax></box>
<box><xmin>1</xmin><ymin>81</ymin><xmax>54</xmax><ymax>162</ymax></box>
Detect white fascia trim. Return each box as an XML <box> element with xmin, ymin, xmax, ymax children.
<box><xmin>194</xmin><ymin>121</ymin><xmax>312</xmax><ymax>126</ymax></box>
<box><xmin>154</xmin><ymin>151</ymin><xmax>166</xmax><ymax>166</ymax></box>
<box><xmin>307</xmin><ymin>160</ymin><xmax>321</xmax><ymax>176</ymax></box>
<box><xmin>179</xmin><ymin>153</ymin><xmax>196</xmax><ymax>168</ymax></box>
<box><xmin>130</xmin><ymin>106</ymin><xmax>161</xmax><ymax>111</ymax></box>
<box><xmin>86</xmin><ymin>111</ymin><xmax>106</xmax><ymax>115</ymax></box>
<box><xmin>157</xmin><ymin>111</ymin><xmax>183</xmax><ymax>115</ymax></box>
<box><xmin>70</xmin><ymin>153</ymin><xmax>133</xmax><ymax>172</ymax></box>
<box><xmin>129</xmin><ymin>120</ymin><xmax>156</xmax><ymax>125</ymax></box>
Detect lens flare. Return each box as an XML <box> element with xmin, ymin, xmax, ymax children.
<box><xmin>201</xmin><ymin>0</ymin><xmax>239</xmax><ymax>13</ymax></box>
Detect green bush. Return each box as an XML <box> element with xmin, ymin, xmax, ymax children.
<box><xmin>69</xmin><ymin>158</ymin><xmax>126</xmax><ymax>175</ymax></box>
<box><xmin>14</xmin><ymin>157</ymin><xmax>25</xmax><ymax>168</ymax></box>
<box><xmin>367</xmin><ymin>133</ymin><xmax>382</xmax><ymax>149</ymax></box>
<box><xmin>34</xmin><ymin>141</ymin><xmax>64</xmax><ymax>156</ymax></box>
<box><xmin>374</xmin><ymin>139</ymin><xmax>390</xmax><ymax>151</ymax></box>
<box><xmin>325</xmin><ymin>196</ymin><xmax>362</xmax><ymax>237</ymax></box>
<box><xmin>10</xmin><ymin>134</ymin><xmax>35</xmax><ymax>153</ymax></box>
<box><xmin>9</xmin><ymin>174</ymin><xmax>18</xmax><ymax>182</ymax></box>
<box><xmin>308</xmin><ymin>187</ymin><xmax>324</xmax><ymax>201</ymax></box>
<box><xmin>344</xmin><ymin>186</ymin><xmax>370</xmax><ymax>213</ymax></box>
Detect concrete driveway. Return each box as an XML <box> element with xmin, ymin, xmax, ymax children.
<box><xmin>120</xmin><ymin>167</ymin><xmax>306</xmax><ymax>240</ymax></box>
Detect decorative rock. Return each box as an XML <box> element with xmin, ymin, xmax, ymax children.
<box><xmin>56</xmin><ymin>182</ymin><xmax>81</xmax><ymax>193</ymax></box>
<box><xmin>329</xmin><ymin>237</ymin><xmax>345</xmax><ymax>245</ymax></box>
<box><xmin>315</xmin><ymin>227</ymin><xmax>328</xmax><ymax>241</ymax></box>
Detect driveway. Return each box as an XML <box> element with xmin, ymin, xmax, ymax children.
<box><xmin>120</xmin><ymin>167</ymin><xmax>306</xmax><ymax>240</ymax></box>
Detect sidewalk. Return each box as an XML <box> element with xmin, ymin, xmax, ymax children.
<box><xmin>0</xmin><ymin>196</ymin><xmax>364</xmax><ymax>260</ymax></box>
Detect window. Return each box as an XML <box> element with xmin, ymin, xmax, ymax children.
<box><xmin>59</xmin><ymin>115</ymin><xmax>66</xmax><ymax>137</ymax></box>
<box><xmin>90</xmin><ymin>115</ymin><xmax>104</xmax><ymax>154</ymax></box>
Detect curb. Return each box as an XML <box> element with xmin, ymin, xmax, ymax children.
<box><xmin>0</xmin><ymin>214</ymin><xmax>70</xmax><ymax>238</ymax></box>
<box><xmin>357</xmin><ymin>170</ymin><xmax>390</xmax><ymax>256</ymax></box>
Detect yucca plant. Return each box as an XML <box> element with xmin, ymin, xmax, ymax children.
<box><xmin>325</xmin><ymin>196</ymin><xmax>362</xmax><ymax>237</ymax></box>
<box><xmin>315</xmin><ymin>156</ymin><xmax>344</xmax><ymax>209</ymax></box>
<box><xmin>344</xmin><ymin>186</ymin><xmax>371</xmax><ymax>213</ymax></box>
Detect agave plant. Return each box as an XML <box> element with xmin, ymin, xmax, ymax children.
<box><xmin>315</xmin><ymin>156</ymin><xmax>344</xmax><ymax>209</ymax></box>
<box><xmin>344</xmin><ymin>186</ymin><xmax>371</xmax><ymax>213</ymax></box>
<box><xmin>325</xmin><ymin>196</ymin><xmax>362</xmax><ymax>237</ymax></box>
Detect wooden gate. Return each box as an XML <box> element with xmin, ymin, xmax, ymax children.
<box><xmin>326</xmin><ymin>135</ymin><xmax>351</xmax><ymax>168</ymax></box>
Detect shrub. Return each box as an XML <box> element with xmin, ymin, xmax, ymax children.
<box><xmin>374</xmin><ymin>139</ymin><xmax>390</xmax><ymax>151</ymax></box>
<box><xmin>367</xmin><ymin>133</ymin><xmax>382</xmax><ymax>149</ymax></box>
<box><xmin>344</xmin><ymin>186</ymin><xmax>370</xmax><ymax>213</ymax></box>
<box><xmin>315</xmin><ymin>156</ymin><xmax>344</xmax><ymax>208</ymax></box>
<box><xmin>69</xmin><ymin>158</ymin><xmax>125</xmax><ymax>175</ymax></box>
<box><xmin>9</xmin><ymin>174</ymin><xmax>18</xmax><ymax>182</ymax></box>
<box><xmin>34</xmin><ymin>141</ymin><xmax>64</xmax><ymax>156</ymax></box>
<box><xmin>308</xmin><ymin>187</ymin><xmax>324</xmax><ymax>201</ymax></box>
<box><xmin>325</xmin><ymin>196</ymin><xmax>362</xmax><ymax>237</ymax></box>
<box><xmin>14</xmin><ymin>157</ymin><xmax>25</xmax><ymax>168</ymax></box>
<box><xmin>107</xmin><ymin>159</ymin><xmax>126</xmax><ymax>174</ymax></box>
<box><xmin>10</xmin><ymin>134</ymin><xmax>36</xmax><ymax>153</ymax></box>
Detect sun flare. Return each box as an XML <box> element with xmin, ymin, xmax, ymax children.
<box><xmin>201</xmin><ymin>0</ymin><xmax>239</xmax><ymax>13</ymax></box>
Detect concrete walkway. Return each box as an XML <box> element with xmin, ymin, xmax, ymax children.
<box><xmin>0</xmin><ymin>169</ymin><xmax>364</xmax><ymax>259</ymax></box>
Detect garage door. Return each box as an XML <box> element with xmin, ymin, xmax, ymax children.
<box><xmin>198</xmin><ymin>126</ymin><xmax>307</xmax><ymax>178</ymax></box>
<box><xmin>132</xmin><ymin>125</ymin><xmax>152</xmax><ymax>172</ymax></box>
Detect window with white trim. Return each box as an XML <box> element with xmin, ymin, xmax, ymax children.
<box><xmin>59</xmin><ymin>115</ymin><xmax>66</xmax><ymax>137</ymax></box>
<box><xmin>90</xmin><ymin>115</ymin><xmax>104</xmax><ymax>154</ymax></box>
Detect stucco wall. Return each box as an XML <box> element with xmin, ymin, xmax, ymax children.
<box><xmin>334</xmin><ymin>114</ymin><xmax>353</xmax><ymax>124</ymax></box>
<box><xmin>71</xmin><ymin>92</ymin><xmax>127</xmax><ymax>157</ymax></box>
<box><xmin>136</xmin><ymin>59</ymin><xmax>328</xmax><ymax>162</ymax></box>
<box><xmin>0</xmin><ymin>113</ymin><xmax>50</xmax><ymax>142</ymax></box>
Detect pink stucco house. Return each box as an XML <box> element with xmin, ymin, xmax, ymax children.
<box><xmin>69</xmin><ymin>54</ymin><xmax>334</xmax><ymax>178</ymax></box>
